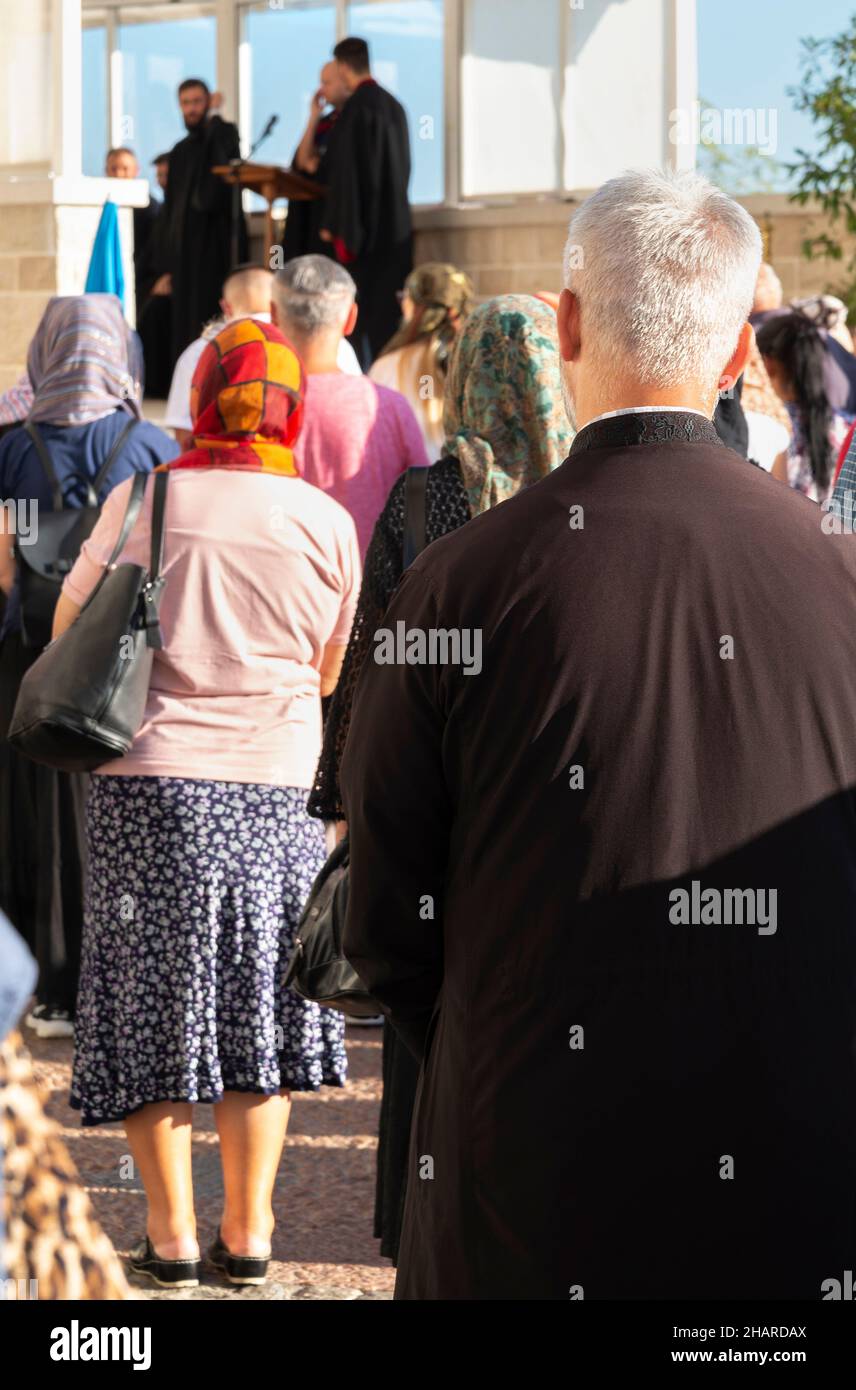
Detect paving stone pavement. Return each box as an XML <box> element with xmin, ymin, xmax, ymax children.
<box><xmin>27</xmin><ymin>1024</ymin><xmax>395</xmax><ymax>1302</ymax></box>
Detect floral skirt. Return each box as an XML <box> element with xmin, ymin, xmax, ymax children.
<box><xmin>70</xmin><ymin>775</ymin><xmax>346</xmax><ymax>1126</ymax></box>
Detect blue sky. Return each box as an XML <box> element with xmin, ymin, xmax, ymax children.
<box><xmin>697</xmin><ymin>0</ymin><xmax>856</xmax><ymax>185</ymax></box>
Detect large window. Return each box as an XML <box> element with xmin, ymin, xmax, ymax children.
<box><xmin>118</xmin><ymin>12</ymin><xmax>217</xmax><ymax>194</ymax></box>
<box><xmin>348</xmin><ymin>1</ymin><xmax>444</xmax><ymax>205</ymax></box>
<box><xmin>461</xmin><ymin>0</ymin><xmax>561</xmax><ymax>198</ymax></box>
<box><xmin>241</xmin><ymin>3</ymin><xmax>338</xmax><ymax>171</ymax></box>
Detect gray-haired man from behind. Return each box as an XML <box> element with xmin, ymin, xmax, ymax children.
<box><xmin>340</xmin><ymin>169</ymin><xmax>856</xmax><ymax>1300</ymax></box>
<box><xmin>272</xmin><ymin>255</ymin><xmax>429</xmax><ymax>559</ymax></box>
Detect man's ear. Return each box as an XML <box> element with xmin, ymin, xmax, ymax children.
<box><xmin>344</xmin><ymin>300</ymin><xmax>358</xmax><ymax>337</ymax></box>
<box><xmin>557</xmin><ymin>288</ymin><xmax>581</xmax><ymax>364</ymax></box>
<box><xmin>270</xmin><ymin>300</ymin><xmax>279</xmax><ymax>328</ymax></box>
<box><xmin>719</xmin><ymin>320</ymin><xmax>754</xmax><ymax>392</ymax></box>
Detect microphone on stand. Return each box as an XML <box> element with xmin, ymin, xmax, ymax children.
<box><xmin>230</xmin><ymin>115</ymin><xmax>280</xmax><ymax>268</ymax></box>
<box><xmin>256</xmin><ymin>114</ymin><xmax>279</xmax><ymax>147</ymax></box>
<box><xmin>250</xmin><ymin>114</ymin><xmax>279</xmax><ymax>159</ymax></box>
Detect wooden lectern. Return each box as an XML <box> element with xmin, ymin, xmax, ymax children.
<box><xmin>212</xmin><ymin>162</ymin><xmax>326</xmax><ymax>263</ymax></box>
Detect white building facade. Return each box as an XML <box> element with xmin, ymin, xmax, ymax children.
<box><xmin>0</xmin><ymin>0</ymin><xmax>700</xmax><ymax>389</ymax></box>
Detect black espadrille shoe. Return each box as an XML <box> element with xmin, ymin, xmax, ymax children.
<box><xmin>207</xmin><ymin>1231</ymin><xmax>270</xmax><ymax>1286</ymax></box>
<box><xmin>128</xmin><ymin>1237</ymin><xmax>200</xmax><ymax>1289</ymax></box>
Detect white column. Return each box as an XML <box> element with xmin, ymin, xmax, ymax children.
<box><xmin>106</xmin><ymin>9</ymin><xmax>124</xmax><ymax>151</ymax></box>
<box><xmin>53</xmin><ymin>0</ymin><xmax>83</xmax><ymax>177</ymax></box>
<box><xmin>217</xmin><ymin>0</ymin><xmax>240</xmax><ymax>128</ymax></box>
<box><xmin>0</xmin><ymin>0</ymin><xmax>53</xmax><ymax>175</ymax></box>
<box><xmin>664</xmin><ymin>0</ymin><xmax>698</xmax><ymax>172</ymax></box>
<box><xmin>443</xmin><ymin>0</ymin><xmax>462</xmax><ymax>205</ymax></box>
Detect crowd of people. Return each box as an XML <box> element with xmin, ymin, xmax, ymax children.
<box><xmin>2</xmin><ymin>145</ymin><xmax>856</xmax><ymax>1301</ymax></box>
<box><xmin>98</xmin><ymin>34</ymin><xmax>412</xmax><ymax>400</ymax></box>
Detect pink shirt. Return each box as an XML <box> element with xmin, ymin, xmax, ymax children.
<box><xmin>295</xmin><ymin>373</ymin><xmax>430</xmax><ymax>558</ymax></box>
<box><xmin>63</xmin><ymin>469</ymin><xmax>361</xmax><ymax>787</ymax></box>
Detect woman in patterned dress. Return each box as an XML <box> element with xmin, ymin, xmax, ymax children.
<box><xmin>53</xmin><ymin>319</ymin><xmax>361</xmax><ymax>1289</ymax></box>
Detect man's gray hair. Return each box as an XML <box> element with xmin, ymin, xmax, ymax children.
<box><xmin>272</xmin><ymin>255</ymin><xmax>356</xmax><ymax>335</ymax></box>
<box><xmin>563</xmin><ymin>169</ymin><xmax>762</xmax><ymax>390</ymax></box>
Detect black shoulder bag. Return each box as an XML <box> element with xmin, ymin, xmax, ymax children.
<box><xmin>284</xmin><ymin>465</ymin><xmax>431</xmax><ymax>1017</ymax></box>
<box><xmin>15</xmin><ymin>416</ymin><xmax>140</xmax><ymax>649</ymax></box>
<box><xmin>8</xmin><ymin>469</ymin><xmax>169</xmax><ymax>773</ymax></box>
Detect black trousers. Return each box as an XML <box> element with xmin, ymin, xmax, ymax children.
<box><xmin>347</xmin><ymin>238</ymin><xmax>413</xmax><ymax>371</ymax></box>
<box><xmin>0</xmin><ymin>632</ymin><xmax>87</xmax><ymax>1014</ymax></box>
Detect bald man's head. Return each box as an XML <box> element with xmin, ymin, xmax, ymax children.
<box><xmin>221</xmin><ymin>265</ymin><xmax>274</xmax><ymax>319</ymax></box>
<box><xmin>319</xmin><ymin>60</ymin><xmax>349</xmax><ymax>109</ymax></box>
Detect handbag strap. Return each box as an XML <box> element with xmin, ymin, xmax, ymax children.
<box><xmin>141</xmin><ymin>469</ymin><xmax>169</xmax><ymax>650</ymax></box>
<box><xmin>402</xmin><ymin>465</ymin><xmax>429</xmax><ymax>569</ymax></box>
<box><xmin>80</xmin><ymin>467</ymin><xmax>148</xmax><ymax>613</ymax></box>
<box><xmin>105</xmin><ymin>468</ymin><xmax>148</xmax><ymax>568</ymax></box>
<box><xmin>23</xmin><ymin>423</ymin><xmax>64</xmax><ymax>511</ymax></box>
<box><xmin>91</xmin><ymin>416</ymin><xmax>141</xmax><ymax>500</ymax></box>
<box><xmin>25</xmin><ymin>416</ymin><xmax>140</xmax><ymax>511</ymax></box>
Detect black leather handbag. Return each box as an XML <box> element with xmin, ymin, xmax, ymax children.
<box><xmin>284</xmin><ymin>465</ymin><xmax>431</xmax><ymax>1016</ymax></box>
<box><xmin>283</xmin><ymin>836</ymin><xmax>382</xmax><ymax>1017</ymax></box>
<box><xmin>15</xmin><ymin>417</ymin><xmax>140</xmax><ymax>649</ymax></box>
<box><xmin>8</xmin><ymin>469</ymin><xmax>168</xmax><ymax>773</ymax></box>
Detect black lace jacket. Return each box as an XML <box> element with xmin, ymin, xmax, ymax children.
<box><xmin>307</xmin><ymin>457</ymin><xmax>471</xmax><ymax>821</ymax></box>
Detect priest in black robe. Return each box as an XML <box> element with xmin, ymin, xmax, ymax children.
<box><xmin>280</xmin><ymin>61</ymin><xmax>348</xmax><ymax>263</ymax></box>
<box><xmin>163</xmin><ymin>80</ymin><xmax>247</xmax><ymax>367</ymax></box>
<box><xmin>320</xmin><ymin>38</ymin><xmax>412</xmax><ymax>369</ymax></box>
<box><xmin>340</xmin><ymin>172</ymin><xmax>856</xmax><ymax>1300</ymax></box>
<box><xmin>135</xmin><ymin>162</ymin><xmax>173</xmax><ymax>399</ymax></box>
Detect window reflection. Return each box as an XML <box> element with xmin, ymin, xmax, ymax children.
<box><xmin>243</xmin><ymin>3</ymin><xmax>338</xmax><ymax>169</ymax></box>
<box><xmin>348</xmin><ymin>1</ymin><xmax>445</xmax><ymax>205</ymax></box>
<box><xmin>118</xmin><ymin>16</ymin><xmax>217</xmax><ymax>197</ymax></box>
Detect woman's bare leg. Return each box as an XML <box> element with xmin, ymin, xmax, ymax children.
<box><xmin>124</xmin><ymin>1101</ymin><xmax>198</xmax><ymax>1259</ymax></box>
<box><xmin>214</xmin><ymin>1090</ymin><xmax>292</xmax><ymax>1256</ymax></box>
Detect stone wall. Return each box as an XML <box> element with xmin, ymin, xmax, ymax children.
<box><xmin>406</xmin><ymin>193</ymin><xmax>856</xmax><ymax>305</ymax></box>
<box><xmin>262</xmin><ymin>193</ymin><xmax>856</xmax><ymax>307</ymax></box>
<box><xmin>0</xmin><ymin>199</ymin><xmax>136</xmax><ymax>394</ymax></box>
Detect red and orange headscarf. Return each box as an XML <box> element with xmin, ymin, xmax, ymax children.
<box><xmin>166</xmin><ymin>317</ymin><xmax>303</xmax><ymax>476</ymax></box>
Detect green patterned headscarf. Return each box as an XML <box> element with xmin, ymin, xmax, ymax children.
<box><xmin>441</xmin><ymin>294</ymin><xmax>574</xmax><ymax>516</ymax></box>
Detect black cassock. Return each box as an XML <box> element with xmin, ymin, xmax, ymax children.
<box><xmin>164</xmin><ymin>115</ymin><xmax>247</xmax><ymax>367</ymax></box>
<box><xmin>279</xmin><ymin>109</ymin><xmax>340</xmax><ymax>263</ymax></box>
<box><xmin>134</xmin><ymin>201</ymin><xmax>172</xmax><ymax>399</ymax></box>
<box><xmin>341</xmin><ymin>411</ymin><xmax>856</xmax><ymax>1300</ymax></box>
<box><xmin>321</xmin><ymin>79</ymin><xmax>412</xmax><ymax>368</ymax></box>
<box><xmin>132</xmin><ymin>202</ymin><xmax>160</xmax><ymax>305</ymax></box>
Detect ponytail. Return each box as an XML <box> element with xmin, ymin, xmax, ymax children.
<box><xmin>757</xmin><ymin>312</ymin><xmax>833</xmax><ymax>491</ymax></box>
